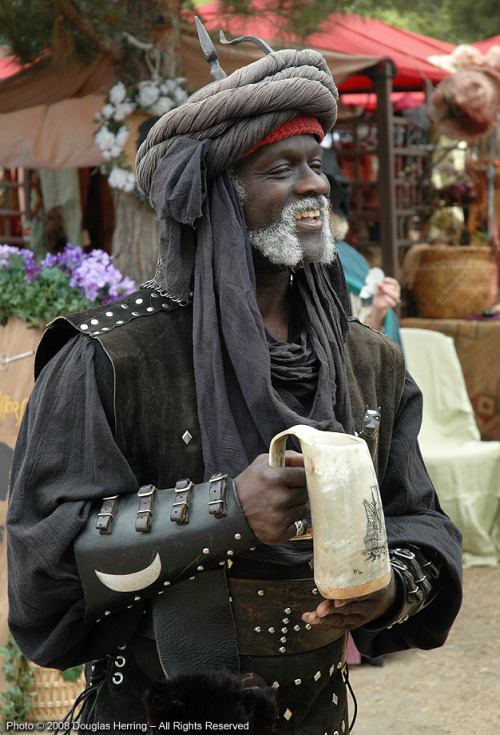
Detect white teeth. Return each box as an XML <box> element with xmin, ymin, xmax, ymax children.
<box><xmin>296</xmin><ymin>210</ymin><xmax>320</xmax><ymax>219</ymax></box>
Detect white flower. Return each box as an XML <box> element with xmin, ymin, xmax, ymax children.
<box><xmin>174</xmin><ymin>88</ymin><xmax>188</xmax><ymax>105</ymax></box>
<box><xmin>109</xmin><ymin>81</ymin><xmax>127</xmax><ymax>106</ymax></box>
<box><xmin>101</xmin><ymin>103</ymin><xmax>115</xmax><ymax>120</ymax></box>
<box><xmin>94</xmin><ymin>125</ymin><xmax>116</xmax><ymax>152</ymax></box>
<box><xmin>150</xmin><ymin>96</ymin><xmax>175</xmax><ymax>116</ymax></box>
<box><xmin>115</xmin><ymin>125</ymin><xmax>130</xmax><ymax>148</ymax></box>
<box><xmin>137</xmin><ymin>81</ymin><xmax>160</xmax><ymax>108</ymax></box>
<box><xmin>108</xmin><ymin>167</ymin><xmax>136</xmax><ymax>193</ymax></box>
<box><xmin>113</xmin><ymin>101</ymin><xmax>136</xmax><ymax>121</ymax></box>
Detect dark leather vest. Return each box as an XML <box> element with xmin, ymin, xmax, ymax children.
<box><xmin>37</xmin><ymin>287</ymin><xmax>406</xmax><ymax>489</ymax></box>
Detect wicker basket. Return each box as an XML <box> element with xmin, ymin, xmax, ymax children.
<box><xmin>26</xmin><ymin>664</ymin><xmax>85</xmax><ymax>722</ymax></box>
<box><xmin>413</xmin><ymin>245</ymin><xmax>494</xmax><ymax>318</ymax></box>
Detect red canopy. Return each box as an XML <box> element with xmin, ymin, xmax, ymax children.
<box><xmin>196</xmin><ymin>3</ymin><xmax>455</xmax><ymax>91</ymax></box>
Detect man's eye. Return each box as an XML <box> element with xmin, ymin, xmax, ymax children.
<box><xmin>268</xmin><ymin>166</ymin><xmax>291</xmax><ymax>177</ymax></box>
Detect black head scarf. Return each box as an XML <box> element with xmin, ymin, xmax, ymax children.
<box><xmin>135</xmin><ymin>48</ymin><xmax>355</xmax><ymax>483</ymax></box>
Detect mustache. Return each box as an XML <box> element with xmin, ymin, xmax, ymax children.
<box><xmin>282</xmin><ymin>195</ymin><xmax>329</xmax><ymax>220</ymax></box>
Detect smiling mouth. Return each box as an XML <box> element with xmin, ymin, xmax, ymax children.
<box><xmin>296</xmin><ymin>209</ymin><xmax>321</xmax><ymax>221</ymax></box>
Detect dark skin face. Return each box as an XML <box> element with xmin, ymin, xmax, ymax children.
<box><xmin>233</xmin><ymin>134</ymin><xmax>398</xmax><ymax>630</ymax></box>
<box><xmin>234</xmin><ymin>134</ymin><xmax>330</xmax><ymax>271</ymax></box>
<box><xmin>233</xmin><ymin>134</ymin><xmax>330</xmax><ymax>341</ymax></box>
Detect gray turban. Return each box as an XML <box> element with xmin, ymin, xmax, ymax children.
<box><xmin>136</xmin><ymin>48</ymin><xmax>338</xmax><ymax>195</ymax></box>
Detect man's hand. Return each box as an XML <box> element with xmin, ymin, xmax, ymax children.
<box><xmin>301</xmin><ymin>574</ymin><xmax>398</xmax><ymax>633</ymax></box>
<box><xmin>234</xmin><ymin>451</ymin><xmax>309</xmax><ymax>545</ymax></box>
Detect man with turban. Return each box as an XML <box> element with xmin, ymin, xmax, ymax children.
<box><xmin>7</xmin><ymin>36</ymin><xmax>462</xmax><ymax>734</ymax></box>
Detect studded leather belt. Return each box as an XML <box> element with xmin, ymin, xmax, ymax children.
<box><xmin>228</xmin><ymin>577</ymin><xmax>344</xmax><ymax>656</ymax></box>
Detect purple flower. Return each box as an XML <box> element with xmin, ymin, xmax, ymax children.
<box><xmin>0</xmin><ymin>245</ymin><xmax>39</xmax><ymax>280</ymax></box>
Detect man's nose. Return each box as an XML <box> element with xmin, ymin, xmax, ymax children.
<box><xmin>295</xmin><ymin>167</ymin><xmax>329</xmax><ymax>197</ymax></box>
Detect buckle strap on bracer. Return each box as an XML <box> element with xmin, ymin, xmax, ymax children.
<box><xmin>74</xmin><ymin>476</ymin><xmax>259</xmax><ymax>623</ymax></box>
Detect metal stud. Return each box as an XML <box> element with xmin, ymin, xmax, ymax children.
<box><xmin>91</xmin><ymin>319</ymin><xmax>99</xmax><ymax>325</ymax></box>
<box><xmin>104</xmin><ymin>610</ymin><xmax>111</xmax><ymax>616</ymax></box>
<box><xmin>135</xmin><ymin>298</ymin><xmax>144</xmax><ymax>305</ymax></box>
<box><xmin>121</xmin><ymin>303</ymin><xmax>128</xmax><ymax>309</ymax></box>
<box><xmin>203</xmin><ymin>548</ymin><xmax>210</xmax><ymax>554</ymax></box>
<box><xmin>147</xmin><ymin>307</ymin><xmax>154</xmax><ymax>312</ymax></box>
<box><xmin>254</xmin><ymin>627</ymin><xmax>262</xmax><ymax>633</ymax></box>
<box><xmin>294</xmin><ymin>625</ymin><xmax>300</xmax><ymax>632</ymax></box>
<box><xmin>227</xmin><ymin>550</ymin><xmax>234</xmax><ymax>556</ymax></box>
<box><xmin>182</xmin><ymin>431</ymin><xmax>192</xmax><ymax>445</ymax></box>
<box><xmin>280</xmin><ymin>637</ymin><xmax>286</xmax><ymax>643</ymax></box>
<box><xmin>337</xmin><ymin>661</ymin><xmax>343</xmax><ymax>669</ymax></box>
<box><xmin>234</xmin><ymin>533</ymin><xmax>242</xmax><ymax>540</ymax></box>
<box><xmin>117</xmin><ymin>320</ymin><xmax>124</xmax><ymax>325</ymax></box>
<box><xmin>80</xmin><ymin>323</ymin><xmax>89</xmax><ymax>330</ymax></box>
<box><xmin>332</xmin><ymin>693</ymin><xmax>338</xmax><ymax>705</ymax></box>
<box><xmin>271</xmin><ymin>681</ymin><xmax>279</xmax><ymax>689</ymax></box>
<box><xmin>284</xmin><ymin>607</ymin><xmax>292</xmax><ymax>614</ymax></box>
<box><xmin>282</xmin><ymin>617</ymin><xmax>289</xmax><ymax>624</ymax></box>
<box><xmin>283</xmin><ymin>709</ymin><xmax>292</xmax><ymax>720</ymax></box>
<box><xmin>163</xmin><ymin>580</ymin><xmax>171</xmax><ymax>586</ymax></box>
<box><xmin>197</xmin><ymin>565</ymin><xmax>204</xmax><ymax>571</ymax></box>
<box><xmin>268</xmin><ymin>627</ymin><xmax>275</xmax><ymax>634</ymax></box>
<box><xmin>314</xmin><ymin>671</ymin><xmax>322</xmax><ymax>682</ymax></box>
<box><xmin>329</xmin><ymin>665</ymin><xmax>335</xmax><ymax>676</ymax></box>
<box><xmin>131</xmin><ymin>311</ymin><xmax>139</xmax><ymax>316</ymax></box>
<box><xmin>281</xmin><ymin>627</ymin><xmax>288</xmax><ymax>633</ymax></box>
<box><xmin>279</xmin><ymin>646</ymin><xmax>286</xmax><ymax>653</ymax></box>
<box><xmin>312</xmin><ymin>587</ymin><xmax>318</xmax><ymax>594</ymax></box>
<box><xmin>105</xmin><ymin>311</ymin><xmax>113</xmax><ymax>317</ymax></box>
<box><xmin>257</xmin><ymin>589</ymin><xmax>265</xmax><ymax>596</ymax></box>
<box><xmin>294</xmin><ymin>679</ymin><xmax>301</xmax><ymax>686</ymax></box>
<box><xmin>305</xmin><ymin>623</ymin><xmax>312</xmax><ymax>630</ymax></box>
<box><xmin>134</xmin><ymin>595</ymin><xmax>141</xmax><ymax>601</ymax></box>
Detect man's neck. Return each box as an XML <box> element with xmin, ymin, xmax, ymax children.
<box><xmin>255</xmin><ymin>270</ymin><xmax>292</xmax><ymax>343</ymax></box>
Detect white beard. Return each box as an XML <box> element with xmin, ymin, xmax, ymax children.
<box><xmin>247</xmin><ymin>195</ymin><xmax>337</xmax><ymax>269</ymax></box>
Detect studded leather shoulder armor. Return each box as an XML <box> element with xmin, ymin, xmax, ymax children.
<box><xmin>34</xmin><ymin>288</ymin><xmax>182</xmax><ymax>379</ymax></box>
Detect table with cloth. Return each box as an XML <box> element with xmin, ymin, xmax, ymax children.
<box><xmin>401</xmin><ymin>317</ymin><xmax>500</xmax><ymax>442</ymax></box>
<box><xmin>401</xmin><ymin>318</ymin><xmax>500</xmax><ymax>568</ymax></box>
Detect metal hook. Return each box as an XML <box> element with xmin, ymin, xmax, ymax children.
<box><xmin>195</xmin><ymin>16</ymin><xmax>227</xmax><ymax>81</ymax></box>
<box><xmin>219</xmin><ymin>29</ymin><xmax>274</xmax><ymax>55</ymax></box>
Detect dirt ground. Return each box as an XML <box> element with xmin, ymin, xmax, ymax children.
<box><xmin>348</xmin><ymin>566</ymin><xmax>500</xmax><ymax>735</ymax></box>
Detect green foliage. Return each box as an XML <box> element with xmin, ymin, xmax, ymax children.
<box><xmin>60</xmin><ymin>665</ymin><xmax>84</xmax><ymax>683</ymax></box>
<box><xmin>0</xmin><ymin>0</ymin><xmax>127</xmax><ymax>64</ymax></box>
<box><xmin>0</xmin><ymin>253</ymin><xmax>95</xmax><ymax>329</ymax></box>
<box><xmin>0</xmin><ymin>633</ymin><xmax>34</xmax><ymax>725</ymax></box>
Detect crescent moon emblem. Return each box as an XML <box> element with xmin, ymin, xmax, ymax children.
<box><xmin>95</xmin><ymin>552</ymin><xmax>162</xmax><ymax>592</ymax></box>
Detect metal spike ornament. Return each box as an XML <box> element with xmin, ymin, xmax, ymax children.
<box><xmin>195</xmin><ymin>16</ymin><xmax>227</xmax><ymax>81</ymax></box>
<box><xmin>195</xmin><ymin>16</ymin><xmax>275</xmax><ymax>82</ymax></box>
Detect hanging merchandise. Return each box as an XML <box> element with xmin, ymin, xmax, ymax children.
<box><xmin>428</xmin><ymin>45</ymin><xmax>500</xmax><ymax>143</ymax></box>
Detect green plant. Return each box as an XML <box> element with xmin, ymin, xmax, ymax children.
<box><xmin>0</xmin><ymin>244</ymin><xmax>136</xmax><ymax>329</ymax></box>
<box><xmin>0</xmin><ymin>633</ymin><xmax>34</xmax><ymax>724</ymax></box>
